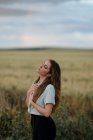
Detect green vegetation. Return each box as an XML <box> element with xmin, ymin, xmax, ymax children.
<box><xmin>0</xmin><ymin>48</ymin><xmax>93</xmax><ymax>140</ymax></box>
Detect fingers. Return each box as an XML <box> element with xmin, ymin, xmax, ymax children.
<box><xmin>27</xmin><ymin>83</ymin><xmax>39</xmax><ymax>97</ymax></box>
<box><xmin>33</xmin><ymin>83</ymin><xmax>39</xmax><ymax>87</ymax></box>
<box><xmin>30</xmin><ymin>83</ymin><xmax>39</xmax><ymax>92</ymax></box>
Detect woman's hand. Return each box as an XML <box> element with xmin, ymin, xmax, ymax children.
<box><xmin>27</xmin><ymin>83</ymin><xmax>39</xmax><ymax>95</ymax></box>
<box><xmin>26</xmin><ymin>83</ymin><xmax>39</xmax><ymax>106</ymax></box>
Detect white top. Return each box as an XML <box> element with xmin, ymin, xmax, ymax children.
<box><xmin>28</xmin><ymin>84</ymin><xmax>55</xmax><ymax>115</ymax></box>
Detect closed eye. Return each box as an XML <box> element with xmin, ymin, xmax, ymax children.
<box><xmin>44</xmin><ymin>65</ymin><xmax>48</xmax><ymax>69</ymax></box>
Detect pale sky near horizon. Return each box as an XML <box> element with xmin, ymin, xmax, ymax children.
<box><xmin>0</xmin><ymin>0</ymin><xmax>93</xmax><ymax>49</ymax></box>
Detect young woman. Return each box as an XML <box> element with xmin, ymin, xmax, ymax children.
<box><xmin>26</xmin><ymin>59</ymin><xmax>61</xmax><ymax>140</ymax></box>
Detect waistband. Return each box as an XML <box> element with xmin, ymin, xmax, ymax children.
<box><xmin>31</xmin><ymin>114</ymin><xmax>51</xmax><ymax>119</ymax></box>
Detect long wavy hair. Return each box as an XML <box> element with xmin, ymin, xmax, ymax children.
<box><xmin>33</xmin><ymin>59</ymin><xmax>61</xmax><ymax>112</ymax></box>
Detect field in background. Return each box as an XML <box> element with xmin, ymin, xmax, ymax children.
<box><xmin>0</xmin><ymin>48</ymin><xmax>93</xmax><ymax>140</ymax></box>
<box><xmin>0</xmin><ymin>49</ymin><xmax>93</xmax><ymax>94</ymax></box>
<box><xmin>0</xmin><ymin>48</ymin><xmax>93</xmax><ymax>93</ymax></box>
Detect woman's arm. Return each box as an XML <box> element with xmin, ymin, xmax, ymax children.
<box><xmin>29</xmin><ymin>94</ymin><xmax>54</xmax><ymax>117</ymax></box>
<box><xmin>26</xmin><ymin>92</ymin><xmax>30</xmax><ymax>107</ymax></box>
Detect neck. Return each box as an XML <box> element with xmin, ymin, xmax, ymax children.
<box><xmin>39</xmin><ymin>77</ymin><xmax>45</xmax><ymax>82</ymax></box>
<box><xmin>39</xmin><ymin>76</ymin><xmax>46</xmax><ymax>83</ymax></box>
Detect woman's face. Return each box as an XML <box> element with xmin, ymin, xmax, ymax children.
<box><xmin>37</xmin><ymin>60</ymin><xmax>51</xmax><ymax>77</ymax></box>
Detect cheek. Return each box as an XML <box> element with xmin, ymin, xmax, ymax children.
<box><xmin>41</xmin><ymin>69</ymin><xmax>49</xmax><ymax>76</ymax></box>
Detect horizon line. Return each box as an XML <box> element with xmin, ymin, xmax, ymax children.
<box><xmin>0</xmin><ymin>46</ymin><xmax>93</xmax><ymax>51</ymax></box>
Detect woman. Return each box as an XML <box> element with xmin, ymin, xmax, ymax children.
<box><xmin>26</xmin><ymin>59</ymin><xmax>61</xmax><ymax>140</ymax></box>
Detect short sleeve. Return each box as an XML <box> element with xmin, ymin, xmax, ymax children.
<box><xmin>44</xmin><ymin>84</ymin><xmax>55</xmax><ymax>105</ymax></box>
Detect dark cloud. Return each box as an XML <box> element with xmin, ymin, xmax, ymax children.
<box><xmin>0</xmin><ymin>0</ymin><xmax>19</xmax><ymax>4</ymax></box>
<box><xmin>31</xmin><ymin>0</ymin><xmax>80</xmax><ymax>3</ymax></box>
<box><xmin>0</xmin><ymin>7</ymin><xmax>34</xmax><ymax>16</ymax></box>
<box><xmin>0</xmin><ymin>0</ymin><xmax>79</xmax><ymax>4</ymax></box>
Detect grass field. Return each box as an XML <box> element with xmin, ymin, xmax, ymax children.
<box><xmin>0</xmin><ymin>48</ymin><xmax>93</xmax><ymax>92</ymax></box>
<box><xmin>0</xmin><ymin>48</ymin><xmax>93</xmax><ymax>139</ymax></box>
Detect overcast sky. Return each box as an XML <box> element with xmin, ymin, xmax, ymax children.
<box><xmin>0</xmin><ymin>0</ymin><xmax>93</xmax><ymax>49</ymax></box>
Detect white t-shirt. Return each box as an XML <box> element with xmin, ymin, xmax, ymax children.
<box><xmin>28</xmin><ymin>84</ymin><xmax>55</xmax><ymax>115</ymax></box>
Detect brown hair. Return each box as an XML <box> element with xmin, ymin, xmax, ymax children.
<box><xmin>33</xmin><ymin>59</ymin><xmax>61</xmax><ymax>112</ymax></box>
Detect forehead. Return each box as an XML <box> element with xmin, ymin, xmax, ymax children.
<box><xmin>43</xmin><ymin>60</ymin><xmax>51</xmax><ymax>68</ymax></box>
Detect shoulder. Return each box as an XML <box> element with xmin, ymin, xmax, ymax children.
<box><xmin>43</xmin><ymin>84</ymin><xmax>56</xmax><ymax>104</ymax></box>
<box><xmin>45</xmin><ymin>84</ymin><xmax>55</xmax><ymax>93</ymax></box>
<box><xmin>46</xmin><ymin>84</ymin><xmax>55</xmax><ymax>90</ymax></box>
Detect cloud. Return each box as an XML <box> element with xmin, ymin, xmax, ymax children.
<box><xmin>0</xmin><ymin>31</ymin><xmax>93</xmax><ymax>48</ymax></box>
<box><xmin>0</xmin><ymin>0</ymin><xmax>93</xmax><ymax>49</ymax></box>
<box><xmin>21</xmin><ymin>34</ymin><xmax>32</xmax><ymax>42</ymax></box>
<box><xmin>0</xmin><ymin>34</ymin><xmax>16</xmax><ymax>41</ymax></box>
<box><xmin>19</xmin><ymin>32</ymin><xmax>93</xmax><ymax>48</ymax></box>
<box><xmin>20</xmin><ymin>34</ymin><xmax>33</xmax><ymax>46</ymax></box>
<box><xmin>81</xmin><ymin>0</ymin><xmax>93</xmax><ymax>4</ymax></box>
<box><xmin>0</xmin><ymin>0</ymin><xmax>78</xmax><ymax>4</ymax></box>
<box><xmin>0</xmin><ymin>0</ymin><xmax>18</xmax><ymax>4</ymax></box>
<box><xmin>0</xmin><ymin>7</ymin><xmax>32</xmax><ymax>16</ymax></box>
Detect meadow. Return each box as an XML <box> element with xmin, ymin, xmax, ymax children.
<box><xmin>0</xmin><ymin>48</ymin><xmax>93</xmax><ymax>140</ymax></box>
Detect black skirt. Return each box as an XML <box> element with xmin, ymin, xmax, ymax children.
<box><xmin>31</xmin><ymin>114</ymin><xmax>56</xmax><ymax>140</ymax></box>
